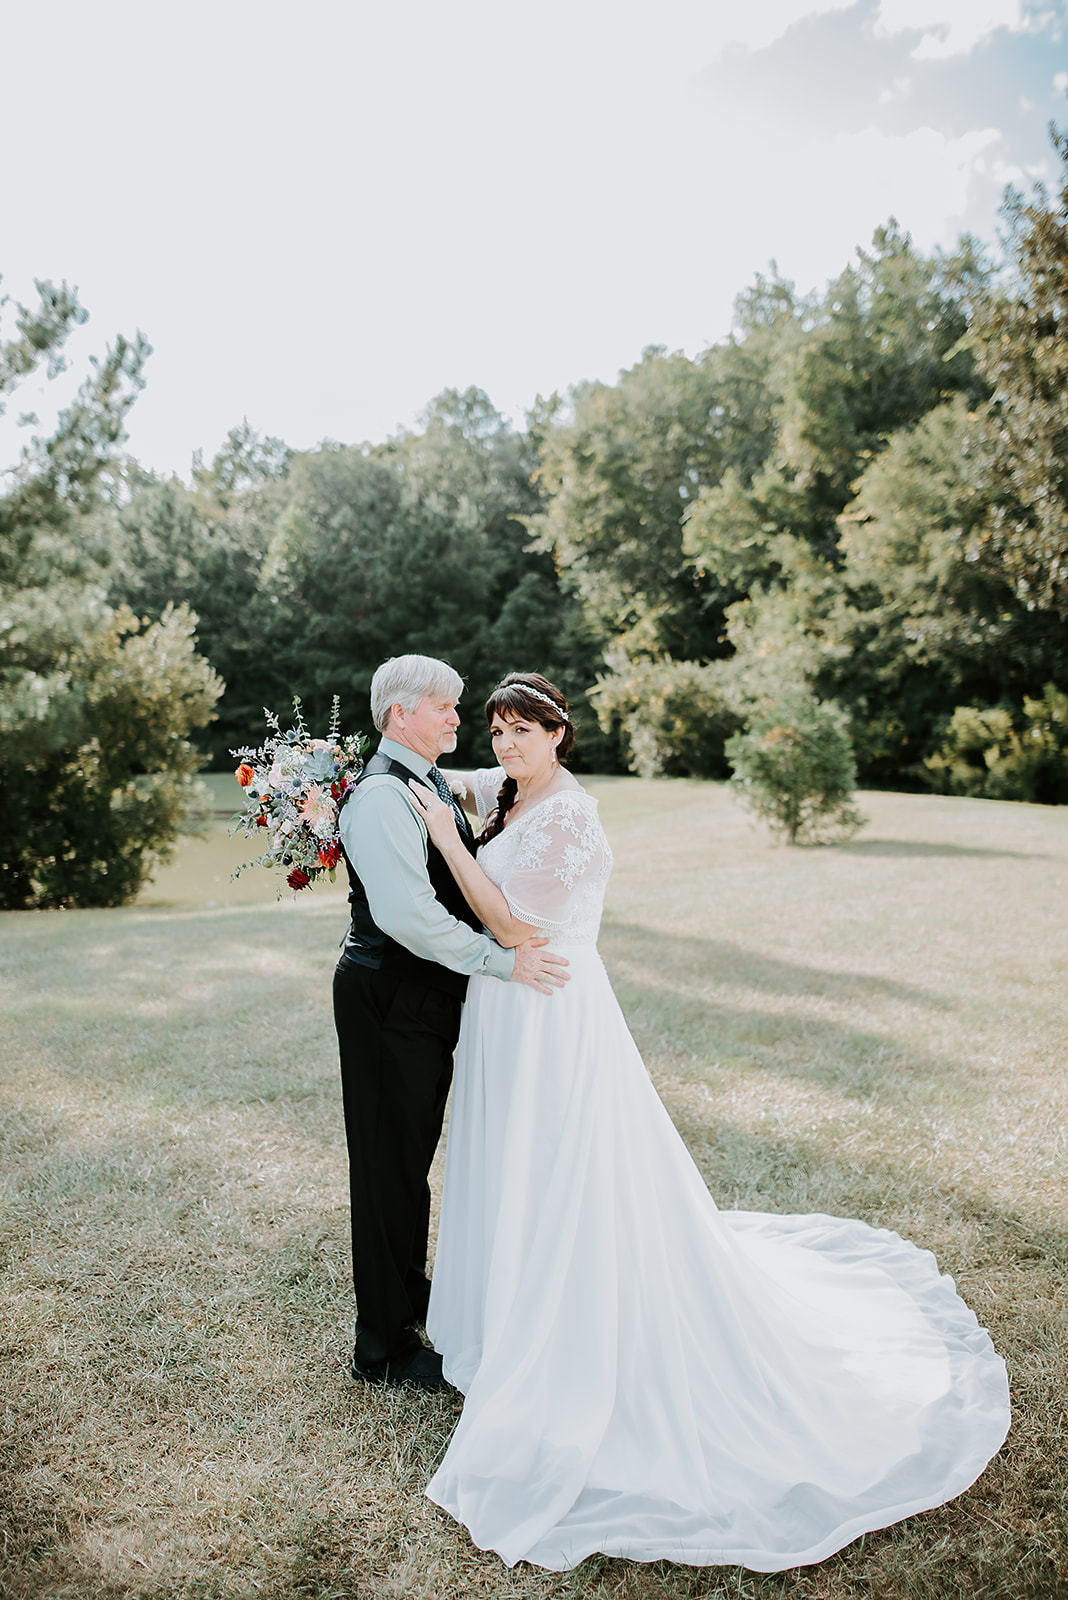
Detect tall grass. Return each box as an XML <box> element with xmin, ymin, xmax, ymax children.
<box><xmin>2</xmin><ymin>782</ymin><xmax>1066</xmax><ymax>1599</ymax></box>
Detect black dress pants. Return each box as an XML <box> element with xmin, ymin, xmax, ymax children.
<box><xmin>333</xmin><ymin>958</ymin><xmax>462</xmax><ymax>1364</ymax></box>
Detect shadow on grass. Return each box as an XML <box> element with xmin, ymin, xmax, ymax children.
<box><xmin>4</xmin><ymin>837</ymin><xmax>1066</xmax><ymax>1597</ymax></box>
<box><xmin>601</xmin><ymin>920</ymin><xmax>970</xmax><ymax>1108</ymax></box>
<box><xmin>5</xmin><ymin>1107</ymin><xmax>1066</xmax><ymax>1600</ymax></box>
<box><xmin>1</xmin><ymin>897</ymin><xmax>346</xmax><ymax>1116</ymax></box>
<box><xmin>602</xmin><ymin>919</ymin><xmax>948</xmax><ymax>1007</ymax></box>
<box><xmin>836</xmin><ymin>838</ymin><xmax>1052</xmax><ymax>862</ymax></box>
<box><xmin>4</xmin><ymin>910</ymin><xmax>969</xmax><ymax>1115</ymax></box>
<box><xmin>673</xmin><ymin>1107</ymin><xmax>1068</xmax><ymax>1270</ymax></box>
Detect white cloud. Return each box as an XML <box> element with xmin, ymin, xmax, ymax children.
<box><xmin>755</xmin><ymin>125</ymin><xmax>1003</xmax><ymax>282</ymax></box>
<box><xmin>708</xmin><ymin>0</ymin><xmax>857</xmax><ymax>57</ymax></box>
<box><xmin>1054</xmin><ymin>70</ymin><xmax>1068</xmax><ymax>91</ymax></box>
<box><xmin>879</xmin><ymin>76</ymin><xmax>913</xmax><ymax>103</ymax></box>
<box><xmin>876</xmin><ymin>0</ymin><xmax>1024</xmax><ymax>57</ymax></box>
<box><xmin>0</xmin><ymin>0</ymin><xmax>1054</xmax><ymax>474</ymax></box>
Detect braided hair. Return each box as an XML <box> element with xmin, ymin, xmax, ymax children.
<box><xmin>478</xmin><ymin>673</ymin><xmax>575</xmax><ymax>847</ymax></box>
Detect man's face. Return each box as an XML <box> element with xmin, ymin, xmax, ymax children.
<box><xmin>389</xmin><ymin>695</ymin><xmax>460</xmax><ymax>763</ymax></box>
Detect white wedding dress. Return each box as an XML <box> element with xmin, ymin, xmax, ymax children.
<box><xmin>425</xmin><ymin>771</ymin><xmax>1010</xmax><ymax>1572</ymax></box>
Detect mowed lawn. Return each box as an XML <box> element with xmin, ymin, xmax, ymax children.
<box><xmin>2</xmin><ymin>780</ymin><xmax>1066</xmax><ymax>1600</ymax></box>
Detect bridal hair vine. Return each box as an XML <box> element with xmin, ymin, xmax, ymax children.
<box><xmin>511</xmin><ymin>681</ymin><xmax>570</xmax><ymax>722</ymax></box>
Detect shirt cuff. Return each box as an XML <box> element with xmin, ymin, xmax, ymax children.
<box><xmin>481</xmin><ymin>941</ymin><xmax>515</xmax><ymax>981</ymax></box>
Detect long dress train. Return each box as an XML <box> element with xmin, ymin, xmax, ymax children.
<box><xmin>425</xmin><ymin>772</ymin><xmax>1010</xmax><ymax>1572</ymax></box>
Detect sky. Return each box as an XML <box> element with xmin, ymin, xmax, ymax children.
<box><xmin>1</xmin><ymin>0</ymin><xmax>1065</xmax><ymax>478</ymax></box>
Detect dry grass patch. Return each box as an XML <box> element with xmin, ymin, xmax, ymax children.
<box><xmin>1</xmin><ymin>782</ymin><xmax>1067</xmax><ymax>1598</ymax></box>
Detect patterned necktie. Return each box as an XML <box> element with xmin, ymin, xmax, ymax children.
<box><xmin>428</xmin><ymin>765</ymin><xmax>474</xmax><ymax>845</ymax></box>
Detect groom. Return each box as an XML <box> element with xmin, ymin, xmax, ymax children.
<box><xmin>334</xmin><ymin>653</ymin><xmax>568</xmax><ymax>1389</ymax></box>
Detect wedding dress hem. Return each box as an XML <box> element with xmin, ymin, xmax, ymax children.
<box><xmin>423</xmin><ymin>774</ymin><xmax>1010</xmax><ymax>1573</ymax></box>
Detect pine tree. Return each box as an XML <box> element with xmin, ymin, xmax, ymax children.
<box><xmin>0</xmin><ymin>280</ymin><xmax>221</xmax><ymax>908</ymax></box>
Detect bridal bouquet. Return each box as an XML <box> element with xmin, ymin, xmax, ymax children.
<box><xmin>231</xmin><ymin>697</ymin><xmax>365</xmax><ymax>893</ymax></box>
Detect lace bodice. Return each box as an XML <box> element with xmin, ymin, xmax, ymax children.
<box><xmin>471</xmin><ymin>767</ymin><xmax>612</xmax><ymax>947</ymax></box>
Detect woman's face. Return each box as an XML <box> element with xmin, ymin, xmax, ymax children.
<box><xmin>489</xmin><ymin>712</ymin><xmax>560</xmax><ymax>781</ymax></box>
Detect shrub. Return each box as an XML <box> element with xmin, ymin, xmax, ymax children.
<box><xmin>726</xmin><ymin>695</ymin><xmax>865</xmax><ymax>843</ymax></box>
<box><xmin>923</xmin><ymin>685</ymin><xmax>1068</xmax><ymax>803</ymax></box>
<box><xmin>0</xmin><ymin>605</ymin><xmax>221</xmax><ymax>909</ymax></box>
<box><xmin>591</xmin><ymin>655</ymin><xmax>742</xmax><ymax>779</ymax></box>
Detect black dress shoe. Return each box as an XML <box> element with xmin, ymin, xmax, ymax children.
<box><xmin>351</xmin><ymin>1343</ymin><xmax>448</xmax><ymax>1391</ymax></box>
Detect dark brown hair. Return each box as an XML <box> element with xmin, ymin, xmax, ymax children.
<box><xmin>478</xmin><ymin>673</ymin><xmax>574</xmax><ymax>845</ymax></box>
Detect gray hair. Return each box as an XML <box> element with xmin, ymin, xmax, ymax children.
<box><xmin>370</xmin><ymin>654</ymin><xmax>464</xmax><ymax>732</ymax></box>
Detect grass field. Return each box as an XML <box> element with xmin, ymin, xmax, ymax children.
<box><xmin>2</xmin><ymin>779</ymin><xmax>1067</xmax><ymax>1600</ymax></box>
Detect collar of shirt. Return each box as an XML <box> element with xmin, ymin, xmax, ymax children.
<box><xmin>376</xmin><ymin>735</ymin><xmax>434</xmax><ymax>780</ymax></box>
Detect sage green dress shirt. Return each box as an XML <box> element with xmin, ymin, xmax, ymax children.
<box><xmin>338</xmin><ymin>736</ymin><xmax>515</xmax><ymax>981</ymax></box>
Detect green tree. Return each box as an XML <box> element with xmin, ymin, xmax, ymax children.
<box><xmin>532</xmin><ymin>333</ymin><xmax>784</xmax><ymax>771</ymax></box>
<box><xmin>228</xmin><ymin>390</ymin><xmax>614</xmax><ymax>769</ymax></box>
<box><xmin>108</xmin><ymin>424</ymin><xmax>290</xmax><ymax>764</ymax></box>
<box><xmin>534</xmin><ymin>341</ymin><xmax>776</xmax><ymax>668</ymax></box>
<box><xmin>537</xmin><ymin>231</ymin><xmax>988</xmax><ymax>777</ymax></box>
<box><xmin>966</xmin><ymin>131</ymin><xmax>1068</xmax><ymax>618</ymax></box>
<box><xmin>0</xmin><ymin>279</ymin><xmax>221</xmax><ymax>908</ymax></box>
<box><xmin>828</xmin><ymin>138</ymin><xmax>1068</xmax><ymax>787</ymax></box>
<box><xmin>832</xmin><ymin>397</ymin><xmax>1010</xmax><ymax>781</ymax></box>
<box><xmin>684</xmin><ymin>228</ymin><xmax>987</xmax><ymax>588</ymax></box>
<box><xmin>589</xmin><ymin>653</ymin><xmax>740</xmax><ymax>779</ymax></box>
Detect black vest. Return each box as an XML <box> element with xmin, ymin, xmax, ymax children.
<box><xmin>340</xmin><ymin>751</ymin><xmax>483</xmax><ymax>999</ymax></box>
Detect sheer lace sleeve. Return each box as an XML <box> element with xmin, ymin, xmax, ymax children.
<box><xmin>500</xmin><ymin>794</ymin><xmax>610</xmax><ymax>932</ymax></box>
<box><xmin>474</xmin><ymin>767</ymin><xmax>505</xmax><ymax>823</ymax></box>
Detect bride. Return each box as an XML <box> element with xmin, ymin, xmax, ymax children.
<box><xmin>403</xmin><ymin>671</ymin><xmax>1011</xmax><ymax>1573</ymax></box>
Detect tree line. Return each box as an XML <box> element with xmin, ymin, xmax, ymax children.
<box><xmin>3</xmin><ymin>136</ymin><xmax>1066</xmax><ymax>907</ymax></box>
